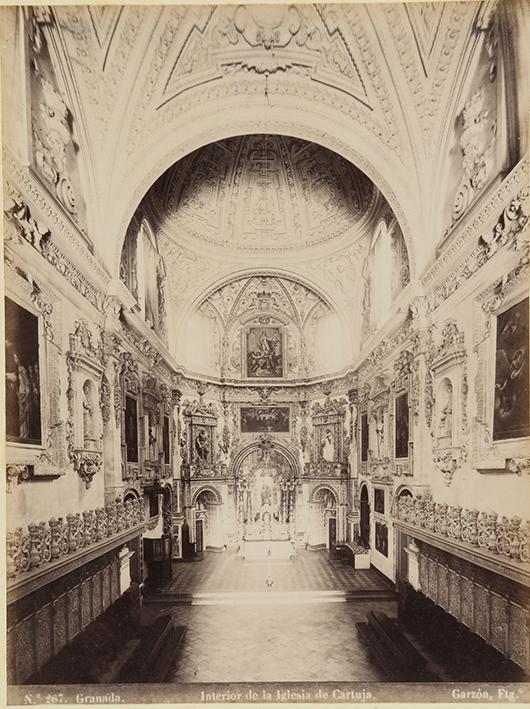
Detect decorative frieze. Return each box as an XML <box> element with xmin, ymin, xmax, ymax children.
<box><xmin>6</xmin><ymin>497</ymin><xmax>144</xmax><ymax>580</ymax></box>
<box><xmin>4</xmin><ymin>189</ymin><xmax>107</xmax><ymax>313</ymax></box>
<box><xmin>395</xmin><ymin>492</ymin><xmax>529</xmax><ymax>565</ymax></box>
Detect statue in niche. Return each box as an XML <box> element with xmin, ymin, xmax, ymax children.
<box><xmin>437</xmin><ymin>379</ymin><xmax>453</xmax><ymax>443</ymax></box>
<box><xmin>148</xmin><ymin>414</ymin><xmax>157</xmax><ymax>460</ymax></box>
<box><xmin>261</xmin><ymin>483</ymin><xmax>272</xmax><ymax>507</ymax></box>
<box><xmin>195</xmin><ymin>428</ymin><xmax>209</xmax><ymax>462</ymax></box>
<box><xmin>82</xmin><ymin>380</ymin><xmax>97</xmax><ymax>449</ymax></box>
<box><xmin>375</xmin><ymin>412</ymin><xmax>385</xmax><ymax>459</ymax></box>
<box><xmin>321</xmin><ymin>429</ymin><xmax>335</xmax><ymax>462</ymax></box>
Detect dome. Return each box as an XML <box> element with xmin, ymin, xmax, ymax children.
<box><xmin>148</xmin><ymin>135</ymin><xmax>378</xmax><ymax>253</ymax></box>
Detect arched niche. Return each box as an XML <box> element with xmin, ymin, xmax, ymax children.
<box><xmin>308</xmin><ymin>484</ymin><xmax>338</xmax><ymax>549</ymax></box>
<box><xmin>360</xmin><ymin>483</ymin><xmax>370</xmax><ymax>548</ymax></box>
<box><xmin>233</xmin><ymin>441</ymin><xmax>298</xmax><ymax>542</ymax></box>
<box><xmin>192</xmin><ymin>486</ymin><xmax>224</xmax><ymax>553</ymax></box>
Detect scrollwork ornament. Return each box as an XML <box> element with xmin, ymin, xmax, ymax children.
<box><xmin>6</xmin><ymin>464</ymin><xmax>31</xmax><ymax>492</ymax></box>
<box><xmin>30</xmin><ymin>283</ymin><xmax>54</xmax><ymax>342</ymax></box>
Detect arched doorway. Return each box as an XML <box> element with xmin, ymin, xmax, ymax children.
<box><xmin>308</xmin><ymin>486</ymin><xmax>338</xmax><ymax>550</ymax></box>
<box><xmin>233</xmin><ymin>443</ymin><xmax>297</xmax><ymax>542</ymax></box>
<box><xmin>394</xmin><ymin>487</ymin><xmax>413</xmax><ymax>582</ymax></box>
<box><xmin>360</xmin><ymin>484</ymin><xmax>370</xmax><ymax>548</ymax></box>
<box><xmin>193</xmin><ymin>487</ymin><xmax>223</xmax><ymax>553</ymax></box>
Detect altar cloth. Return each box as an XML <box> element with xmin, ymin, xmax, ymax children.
<box><xmin>238</xmin><ymin>539</ymin><xmax>294</xmax><ymax>561</ymax></box>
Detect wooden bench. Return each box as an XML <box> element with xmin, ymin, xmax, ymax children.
<box><xmin>356</xmin><ymin>611</ymin><xmax>438</xmax><ymax>681</ymax></box>
<box><xmin>118</xmin><ymin>614</ymin><xmax>186</xmax><ymax>683</ymax></box>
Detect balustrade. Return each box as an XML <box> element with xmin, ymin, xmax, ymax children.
<box><xmin>395</xmin><ymin>494</ymin><xmax>529</xmax><ymax>564</ymax></box>
<box><xmin>7</xmin><ymin>497</ymin><xmax>144</xmax><ymax>579</ymax></box>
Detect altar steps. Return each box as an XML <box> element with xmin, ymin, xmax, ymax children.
<box><xmin>144</xmin><ymin>587</ymin><xmax>397</xmax><ymax>606</ymax></box>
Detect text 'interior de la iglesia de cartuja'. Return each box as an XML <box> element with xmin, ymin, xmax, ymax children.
<box><xmin>2</xmin><ymin>1</ymin><xmax>530</xmax><ymax>698</ymax></box>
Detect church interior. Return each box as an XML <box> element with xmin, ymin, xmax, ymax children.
<box><xmin>3</xmin><ymin>1</ymin><xmax>530</xmax><ymax>693</ymax></box>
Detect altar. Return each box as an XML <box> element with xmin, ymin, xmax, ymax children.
<box><xmin>238</xmin><ymin>538</ymin><xmax>295</xmax><ymax>561</ymax></box>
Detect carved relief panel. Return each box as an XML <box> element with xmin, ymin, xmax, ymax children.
<box><xmin>305</xmin><ymin>398</ymin><xmax>349</xmax><ymax>477</ymax></box>
<box><xmin>182</xmin><ymin>399</ymin><xmax>221</xmax><ymax>478</ymax></box>
<box><xmin>66</xmin><ymin>321</ymin><xmax>105</xmax><ymax>488</ymax></box>
<box><xmin>28</xmin><ymin>10</ymin><xmax>87</xmax><ymax>235</ymax></box>
<box><xmin>427</xmin><ymin>321</ymin><xmax>468</xmax><ymax>486</ymax></box>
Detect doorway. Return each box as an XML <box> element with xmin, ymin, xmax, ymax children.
<box><xmin>328</xmin><ymin>517</ymin><xmax>337</xmax><ymax>548</ymax></box>
<box><xmin>195</xmin><ymin>519</ymin><xmax>204</xmax><ymax>553</ymax></box>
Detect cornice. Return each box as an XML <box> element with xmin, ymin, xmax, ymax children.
<box><xmin>421</xmin><ymin>156</ymin><xmax>529</xmax><ymax>290</ymax></box>
<box><xmin>4</xmin><ymin>150</ymin><xmax>111</xmax><ymax>292</ymax></box>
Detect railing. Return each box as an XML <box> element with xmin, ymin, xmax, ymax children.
<box><xmin>7</xmin><ymin>497</ymin><xmax>145</xmax><ymax>579</ymax></box>
<box><xmin>395</xmin><ymin>494</ymin><xmax>529</xmax><ymax>565</ymax></box>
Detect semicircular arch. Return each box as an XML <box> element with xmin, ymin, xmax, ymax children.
<box><xmin>108</xmin><ymin>107</ymin><xmax>417</xmax><ymax>282</ymax></box>
<box><xmin>309</xmin><ymin>484</ymin><xmax>339</xmax><ymax>504</ymax></box>
<box><xmin>232</xmin><ymin>440</ymin><xmax>300</xmax><ymax>480</ymax></box>
<box><xmin>192</xmin><ymin>485</ymin><xmax>223</xmax><ymax>506</ymax></box>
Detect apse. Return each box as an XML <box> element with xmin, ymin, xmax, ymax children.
<box><xmin>120</xmin><ymin>133</ymin><xmax>411</xmax><ymax>374</ymax></box>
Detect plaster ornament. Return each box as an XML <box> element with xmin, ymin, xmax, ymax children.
<box><xmin>452</xmin><ymin>87</ymin><xmax>497</xmax><ymax>223</ymax></box>
<box><xmin>153</xmin><ymin>135</ymin><xmax>376</xmax><ymax>252</ymax></box>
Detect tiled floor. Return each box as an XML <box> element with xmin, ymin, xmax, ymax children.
<box><xmin>160</xmin><ymin>549</ymin><xmax>391</xmax><ymax>593</ymax></box>
<box><xmin>164</xmin><ymin>601</ymin><xmax>395</xmax><ymax>683</ymax></box>
<box><xmin>145</xmin><ymin>550</ymin><xmax>396</xmax><ymax>683</ymax></box>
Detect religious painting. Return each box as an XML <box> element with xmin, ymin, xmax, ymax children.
<box><xmin>361</xmin><ymin>412</ymin><xmax>369</xmax><ymax>461</ymax></box>
<box><xmin>5</xmin><ymin>297</ymin><xmax>42</xmax><ymax>445</ymax></box>
<box><xmin>493</xmin><ymin>299</ymin><xmax>529</xmax><ymax>440</ymax></box>
<box><xmin>246</xmin><ymin>326</ymin><xmax>283</xmax><ymax>378</ymax></box>
<box><xmin>163</xmin><ymin>415</ymin><xmax>170</xmax><ymax>465</ymax></box>
<box><xmin>125</xmin><ymin>395</ymin><xmax>139</xmax><ymax>463</ymax></box>
<box><xmin>240</xmin><ymin>407</ymin><xmax>290</xmax><ymax>433</ymax></box>
<box><xmin>395</xmin><ymin>391</ymin><xmax>409</xmax><ymax>458</ymax></box>
<box><xmin>374</xmin><ymin>488</ymin><xmax>385</xmax><ymax>515</ymax></box>
<box><xmin>375</xmin><ymin>521</ymin><xmax>388</xmax><ymax>557</ymax></box>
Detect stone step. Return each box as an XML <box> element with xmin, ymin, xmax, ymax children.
<box><xmin>145</xmin><ymin>587</ymin><xmax>396</xmax><ymax>606</ymax></box>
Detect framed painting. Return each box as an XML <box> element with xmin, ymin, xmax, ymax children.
<box><xmin>240</xmin><ymin>406</ymin><xmax>290</xmax><ymax>433</ymax></box>
<box><xmin>493</xmin><ymin>299</ymin><xmax>529</xmax><ymax>441</ymax></box>
<box><xmin>163</xmin><ymin>414</ymin><xmax>170</xmax><ymax>465</ymax></box>
<box><xmin>374</xmin><ymin>488</ymin><xmax>385</xmax><ymax>515</ymax></box>
<box><xmin>245</xmin><ymin>326</ymin><xmax>283</xmax><ymax>378</ymax></box>
<box><xmin>125</xmin><ymin>394</ymin><xmax>139</xmax><ymax>463</ymax></box>
<box><xmin>375</xmin><ymin>521</ymin><xmax>388</xmax><ymax>557</ymax></box>
<box><xmin>361</xmin><ymin>412</ymin><xmax>369</xmax><ymax>461</ymax></box>
<box><xmin>5</xmin><ymin>297</ymin><xmax>42</xmax><ymax>445</ymax></box>
<box><xmin>395</xmin><ymin>391</ymin><xmax>409</xmax><ymax>458</ymax></box>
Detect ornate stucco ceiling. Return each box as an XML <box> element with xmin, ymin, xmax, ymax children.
<box><xmin>36</xmin><ymin>0</ymin><xmax>488</xmax><ymax>276</ymax></box>
<box><xmin>149</xmin><ymin>135</ymin><xmax>378</xmax><ymax>254</ymax></box>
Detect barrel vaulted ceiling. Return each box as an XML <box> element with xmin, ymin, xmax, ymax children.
<box><xmin>3</xmin><ymin>2</ymin><xmax>521</xmax><ymax>337</ymax></box>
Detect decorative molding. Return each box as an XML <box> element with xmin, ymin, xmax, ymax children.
<box><xmin>6</xmin><ymin>465</ymin><xmax>32</xmax><ymax>493</ymax></box>
<box><xmin>4</xmin><ymin>164</ymin><xmax>109</xmax><ymax>309</ymax></box>
<box><xmin>450</xmin><ymin>87</ymin><xmax>497</xmax><ymax>226</ymax></box>
<box><xmin>66</xmin><ymin>320</ymin><xmax>105</xmax><ymax>488</ymax></box>
<box><xmin>432</xmin><ymin>446</ymin><xmax>466</xmax><ymax>486</ymax></box>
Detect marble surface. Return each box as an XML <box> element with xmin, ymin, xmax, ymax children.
<box><xmin>165</xmin><ymin>601</ymin><xmax>396</xmax><ymax>683</ymax></box>
<box><xmin>160</xmin><ymin>549</ymin><xmax>392</xmax><ymax>593</ymax></box>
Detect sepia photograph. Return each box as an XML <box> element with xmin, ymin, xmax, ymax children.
<box><xmin>2</xmin><ymin>0</ymin><xmax>530</xmax><ymax>706</ymax></box>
